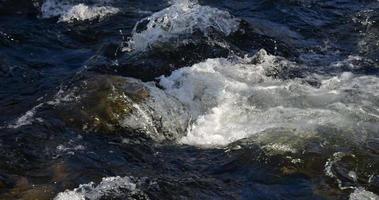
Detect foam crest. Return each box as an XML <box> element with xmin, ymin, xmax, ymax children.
<box><xmin>159</xmin><ymin>50</ymin><xmax>379</xmax><ymax>146</ymax></box>
<box><xmin>7</xmin><ymin>103</ymin><xmax>44</xmax><ymax>129</ymax></box>
<box><xmin>125</xmin><ymin>0</ymin><xmax>240</xmax><ymax>52</ymax></box>
<box><xmin>41</xmin><ymin>0</ymin><xmax>119</xmax><ymax>23</ymax></box>
<box><xmin>54</xmin><ymin>176</ymin><xmax>145</xmax><ymax>200</ymax></box>
<box><xmin>349</xmin><ymin>188</ymin><xmax>379</xmax><ymax>200</ymax></box>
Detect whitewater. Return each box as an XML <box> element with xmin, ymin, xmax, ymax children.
<box><xmin>0</xmin><ymin>0</ymin><xmax>378</xmax><ymax>199</ymax></box>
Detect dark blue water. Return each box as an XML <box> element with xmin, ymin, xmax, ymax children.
<box><xmin>0</xmin><ymin>0</ymin><xmax>378</xmax><ymax>199</ymax></box>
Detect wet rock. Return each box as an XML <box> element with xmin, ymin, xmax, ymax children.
<box><xmin>51</xmin><ymin>162</ymin><xmax>69</xmax><ymax>183</ymax></box>
<box><xmin>89</xmin><ymin>40</ymin><xmax>230</xmax><ymax>82</ymax></box>
<box><xmin>0</xmin><ymin>175</ymin><xmax>53</xmax><ymax>199</ymax></box>
<box><xmin>245</xmin><ymin>48</ymin><xmax>304</xmax><ymax>80</ymax></box>
<box><xmin>19</xmin><ymin>185</ymin><xmax>55</xmax><ymax>200</ymax></box>
<box><xmin>48</xmin><ymin>73</ymin><xmax>189</xmax><ymax>141</ymax></box>
<box><xmin>328</xmin><ymin>153</ymin><xmax>358</xmax><ymax>188</ymax></box>
<box><xmin>13</xmin><ymin>176</ymin><xmax>29</xmax><ymax>192</ymax></box>
<box><xmin>226</xmin><ymin>127</ymin><xmax>379</xmax><ymax>195</ymax></box>
<box><xmin>87</xmin><ymin>20</ymin><xmax>298</xmax><ymax>83</ymax></box>
<box><xmin>2</xmin><ymin>182</ymin><xmax>55</xmax><ymax>200</ymax></box>
<box><xmin>302</xmin><ymin>76</ymin><xmax>322</xmax><ymax>88</ymax></box>
<box><xmin>250</xmin><ymin>49</ymin><xmax>268</xmax><ymax>64</ymax></box>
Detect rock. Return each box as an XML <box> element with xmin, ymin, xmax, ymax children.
<box><xmin>49</xmin><ymin>73</ymin><xmax>190</xmax><ymax>141</ymax></box>
<box><xmin>226</xmin><ymin>127</ymin><xmax>379</xmax><ymax>195</ymax></box>
<box><xmin>89</xmin><ymin>40</ymin><xmax>230</xmax><ymax>82</ymax></box>
<box><xmin>250</xmin><ymin>49</ymin><xmax>268</xmax><ymax>64</ymax></box>
<box><xmin>329</xmin><ymin>154</ymin><xmax>358</xmax><ymax>188</ymax></box>
<box><xmin>19</xmin><ymin>185</ymin><xmax>55</xmax><ymax>200</ymax></box>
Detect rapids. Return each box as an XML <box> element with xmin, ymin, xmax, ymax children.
<box><xmin>0</xmin><ymin>0</ymin><xmax>378</xmax><ymax>199</ymax></box>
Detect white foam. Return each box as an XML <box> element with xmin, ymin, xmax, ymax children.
<box><xmin>6</xmin><ymin>87</ymin><xmax>81</xmax><ymax>129</ymax></box>
<box><xmin>159</xmin><ymin>50</ymin><xmax>379</xmax><ymax>146</ymax></box>
<box><xmin>7</xmin><ymin>103</ymin><xmax>44</xmax><ymax>129</ymax></box>
<box><xmin>54</xmin><ymin>176</ymin><xmax>140</xmax><ymax>200</ymax></box>
<box><xmin>125</xmin><ymin>0</ymin><xmax>240</xmax><ymax>52</ymax></box>
<box><xmin>41</xmin><ymin>0</ymin><xmax>119</xmax><ymax>23</ymax></box>
<box><xmin>352</xmin><ymin>9</ymin><xmax>379</xmax><ymax>56</ymax></box>
<box><xmin>349</xmin><ymin>188</ymin><xmax>379</xmax><ymax>200</ymax></box>
<box><xmin>56</xmin><ymin>143</ymin><xmax>85</xmax><ymax>155</ymax></box>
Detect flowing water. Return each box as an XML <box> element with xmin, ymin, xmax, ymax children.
<box><xmin>0</xmin><ymin>0</ymin><xmax>379</xmax><ymax>199</ymax></box>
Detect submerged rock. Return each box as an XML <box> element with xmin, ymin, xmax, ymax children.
<box><xmin>226</xmin><ymin>127</ymin><xmax>379</xmax><ymax>198</ymax></box>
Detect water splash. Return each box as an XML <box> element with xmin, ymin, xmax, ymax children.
<box><xmin>54</xmin><ymin>176</ymin><xmax>148</xmax><ymax>200</ymax></box>
<box><xmin>41</xmin><ymin>0</ymin><xmax>119</xmax><ymax>22</ymax></box>
<box><xmin>159</xmin><ymin>50</ymin><xmax>379</xmax><ymax>146</ymax></box>
<box><xmin>124</xmin><ymin>0</ymin><xmax>240</xmax><ymax>52</ymax></box>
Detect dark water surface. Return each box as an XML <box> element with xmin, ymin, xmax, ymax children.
<box><xmin>0</xmin><ymin>0</ymin><xmax>378</xmax><ymax>199</ymax></box>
